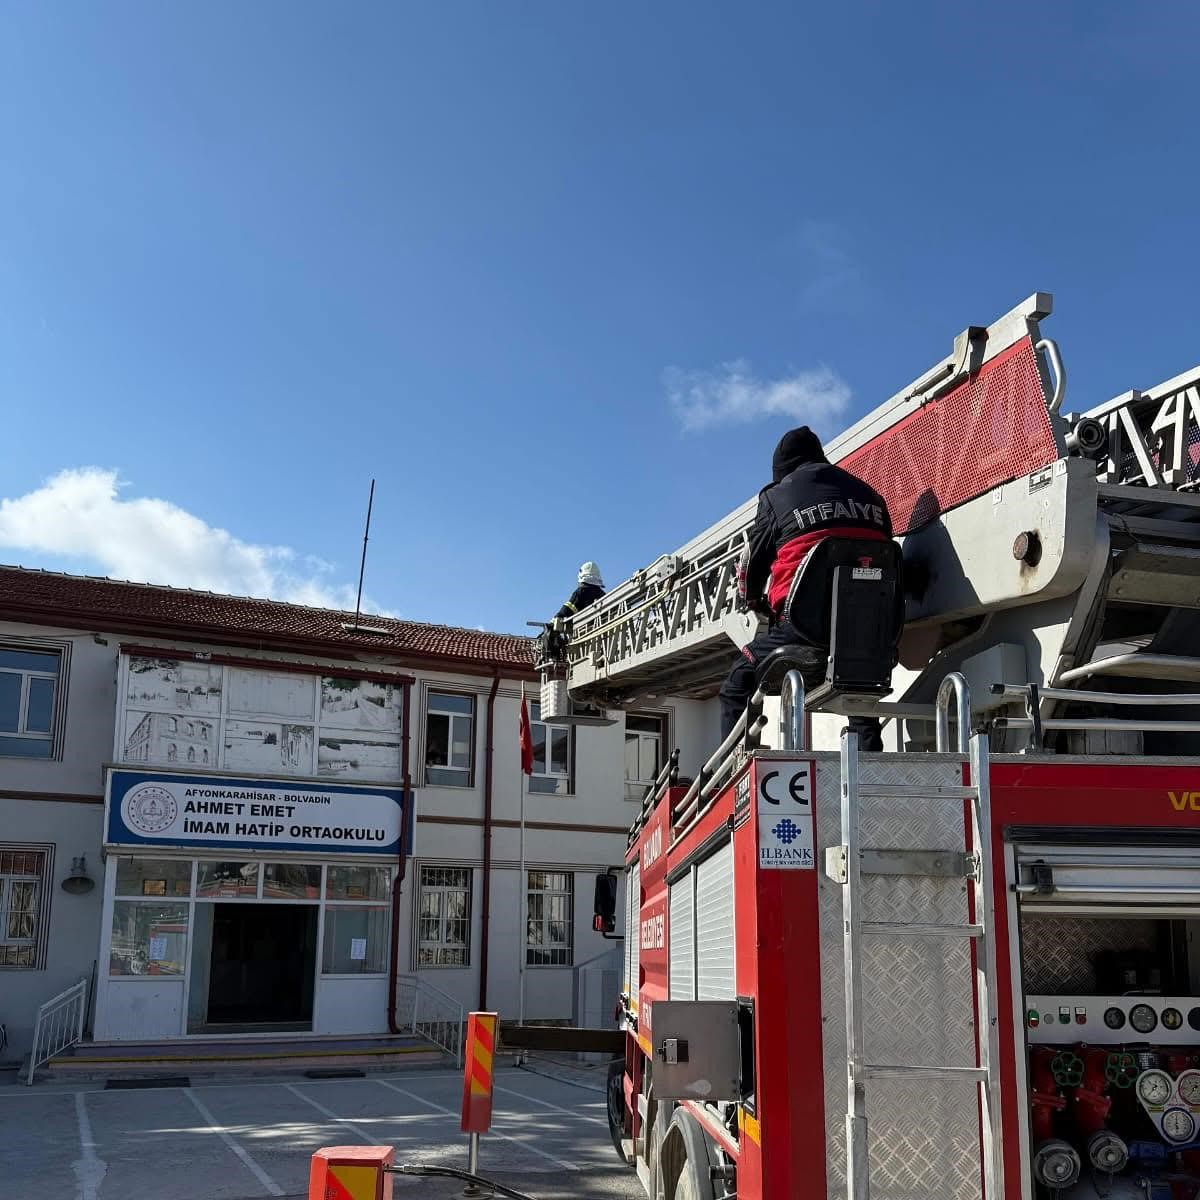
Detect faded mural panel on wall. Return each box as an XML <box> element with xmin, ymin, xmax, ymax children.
<box><xmin>122</xmin><ymin>657</ymin><xmax>403</xmax><ymax>783</ymax></box>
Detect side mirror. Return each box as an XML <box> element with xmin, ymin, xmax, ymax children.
<box><xmin>593</xmin><ymin>872</ymin><xmax>618</xmax><ymax>935</ymax></box>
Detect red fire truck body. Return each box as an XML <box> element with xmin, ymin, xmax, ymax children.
<box><xmin>615</xmin><ymin>749</ymin><xmax>1200</xmax><ymax>1200</ymax></box>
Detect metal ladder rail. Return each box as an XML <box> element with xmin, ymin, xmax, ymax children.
<box><xmin>839</xmin><ymin>679</ymin><xmax>1002</xmax><ymax>1199</ymax></box>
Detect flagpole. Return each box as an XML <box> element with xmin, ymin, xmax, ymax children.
<box><xmin>518</xmin><ymin>683</ymin><xmax>527</xmax><ymax>1029</ymax></box>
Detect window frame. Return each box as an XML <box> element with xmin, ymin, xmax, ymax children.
<box><xmin>422</xmin><ymin>689</ymin><xmax>477</xmax><ymax>788</ymax></box>
<box><xmin>0</xmin><ymin>843</ymin><xmax>54</xmax><ymax>969</ymax></box>
<box><xmin>0</xmin><ymin>641</ymin><xmax>68</xmax><ymax>760</ymax></box>
<box><xmin>624</xmin><ymin>710</ymin><xmax>669</xmax><ymax>802</ymax></box>
<box><xmin>528</xmin><ymin>701</ymin><xmax>573</xmax><ymax>796</ymax></box>
<box><xmin>525</xmin><ymin>869</ymin><xmax>574</xmax><ymax>968</ymax></box>
<box><xmin>414</xmin><ymin>864</ymin><xmax>473</xmax><ymax>968</ymax></box>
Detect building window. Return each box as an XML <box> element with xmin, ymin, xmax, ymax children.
<box><xmin>416</xmin><ymin>866</ymin><xmax>472</xmax><ymax>967</ymax></box>
<box><xmin>0</xmin><ymin>647</ymin><xmax>61</xmax><ymax>759</ymax></box>
<box><xmin>0</xmin><ymin>846</ymin><xmax>50</xmax><ymax>968</ymax></box>
<box><xmin>528</xmin><ymin>702</ymin><xmax>571</xmax><ymax>795</ymax></box>
<box><xmin>625</xmin><ymin>712</ymin><xmax>666</xmax><ymax>801</ymax></box>
<box><xmin>424</xmin><ymin>692</ymin><xmax>475</xmax><ymax>787</ymax></box>
<box><xmin>326</xmin><ymin>864</ymin><xmax>390</xmax><ymax>901</ymax></box>
<box><xmin>526</xmin><ymin>870</ymin><xmax>573</xmax><ymax>967</ymax></box>
<box><xmin>322</xmin><ymin>906</ymin><xmax>388</xmax><ymax>974</ymax></box>
<box><xmin>109</xmin><ymin>901</ymin><xmax>188</xmax><ymax>976</ymax></box>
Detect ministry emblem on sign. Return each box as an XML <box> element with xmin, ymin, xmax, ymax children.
<box><xmin>124</xmin><ymin>784</ymin><xmax>178</xmax><ymax>834</ymax></box>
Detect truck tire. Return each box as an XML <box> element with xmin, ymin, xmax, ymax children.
<box><xmin>605</xmin><ymin>1058</ymin><xmax>628</xmax><ymax>1163</ymax></box>
<box><xmin>664</xmin><ymin>1109</ymin><xmax>718</xmax><ymax>1200</ymax></box>
<box><xmin>651</xmin><ymin>1113</ymin><xmax>667</xmax><ymax>1200</ymax></box>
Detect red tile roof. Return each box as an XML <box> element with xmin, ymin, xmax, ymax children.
<box><xmin>0</xmin><ymin>566</ymin><xmax>535</xmax><ymax>673</ymax></box>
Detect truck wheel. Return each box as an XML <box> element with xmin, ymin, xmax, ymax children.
<box><xmin>650</xmin><ymin>1105</ymin><xmax>669</xmax><ymax>1200</ymax></box>
<box><xmin>665</xmin><ymin>1109</ymin><xmax>718</xmax><ymax>1200</ymax></box>
<box><xmin>605</xmin><ymin>1059</ymin><xmax>627</xmax><ymax>1163</ymax></box>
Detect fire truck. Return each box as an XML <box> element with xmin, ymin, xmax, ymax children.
<box><xmin>542</xmin><ymin>293</ymin><xmax>1200</xmax><ymax>1199</ymax></box>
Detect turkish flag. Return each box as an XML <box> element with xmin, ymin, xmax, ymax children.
<box><xmin>518</xmin><ymin>695</ymin><xmax>534</xmax><ymax>776</ymax></box>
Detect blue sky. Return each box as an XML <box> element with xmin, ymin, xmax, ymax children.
<box><xmin>1</xmin><ymin>2</ymin><xmax>1198</xmax><ymax>633</ymax></box>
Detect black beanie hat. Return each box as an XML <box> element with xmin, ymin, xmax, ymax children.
<box><xmin>771</xmin><ymin>426</ymin><xmax>826</xmax><ymax>482</ymax></box>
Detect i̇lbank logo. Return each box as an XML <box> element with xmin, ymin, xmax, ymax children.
<box><xmin>1168</xmin><ymin>791</ymin><xmax>1200</xmax><ymax>813</ymax></box>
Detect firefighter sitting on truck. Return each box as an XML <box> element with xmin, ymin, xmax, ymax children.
<box><xmin>718</xmin><ymin>426</ymin><xmax>892</xmax><ymax>749</ymax></box>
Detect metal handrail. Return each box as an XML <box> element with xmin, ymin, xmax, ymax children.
<box><xmin>628</xmin><ymin>748</ymin><xmax>682</xmax><ymax>846</ymax></box>
<box><xmin>935</xmin><ymin>673</ymin><xmax>972</xmax><ymax>753</ymax></box>
<box><xmin>25</xmin><ymin>976</ymin><xmax>88</xmax><ymax>1085</ymax></box>
<box><xmin>1036</xmin><ymin>337</ymin><xmax>1067</xmax><ymax>413</ymax></box>
<box><xmin>992</xmin><ymin>682</ymin><xmax>1200</xmax><ymax>708</ymax></box>
<box><xmin>394</xmin><ymin>973</ymin><xmax>466</xmax><ymax>1067</ymax></box>
<box><xmin>672</xmin><ymin>691</ymin><xmax>764</xmax><ymax>831</ymax></box>
<box><xmin>780</xmin><ymin>670</ymin><xmax>806</xmax><ymax>751</ymax></box>
<box><xmin>996</xmin><ymin>718</ymin><xmax>1200</xmax><ymax>734</ymax></box>
<box><xmin>639</xmin><ymin>748</ymin><xmax>680</xmax><ymax>816</ymax></box>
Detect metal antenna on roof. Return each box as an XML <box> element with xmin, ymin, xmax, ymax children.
<box><xmin>352</xmin><ymin>479</ymin><xmax>375</xmax><ymax>630</ymax></box>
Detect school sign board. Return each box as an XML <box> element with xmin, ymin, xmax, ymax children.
<box><xmin>106</xmin><ymin>769</ymin><xmax>407</xmax><ymax>855</ymax></box>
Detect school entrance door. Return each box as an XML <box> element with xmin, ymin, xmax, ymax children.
<box><xmin>189</xmin><ymin>903</ymin><xmax>318</xmax><ymax>1032</ymax></box>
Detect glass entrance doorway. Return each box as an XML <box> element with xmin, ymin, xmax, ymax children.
<box><xmin>188</xmin><ymin>902</ymin><xmax>317</xmax><ymax>1032</ymax></box>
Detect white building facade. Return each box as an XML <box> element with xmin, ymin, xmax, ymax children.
<box><xmin>0</xmin><ymin>567</ymin><xmax>717</xmax><ymax>1059</ymax></box>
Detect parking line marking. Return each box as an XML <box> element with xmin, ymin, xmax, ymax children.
<box><xmin>185</xmin><ymin>1087</ymin><xmax>284</xmax><ymax>1196</ymax></box>
<box><xmin>492</xmin><ymin>1083</ymin><xmax>609</xmax><ymax>1127</ymax></box>
<box><xmin>375</xmin><ymin>1079</ymin><xmax>579</xmax><ymax>1171</ymax></box>
<box><xmin>72</xmin><ymin>1092</ymin><xmax>107</xmax><ymax>1200</ymax></box>
<box><xmin>284</xmin><ymin>1083</ymin><xmax>385</xmax><ymax>1145</ymax></box>
<box><xmin>0</xmin><ymin>1069</ymin><xmax>472</xmax><ymax>1100</ymax></box>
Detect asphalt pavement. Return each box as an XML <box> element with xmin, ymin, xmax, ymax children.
<box><xmin>0</xmin><ymin>1065</ymin><xmax>641</xmax><ymax>1200</ymax></box>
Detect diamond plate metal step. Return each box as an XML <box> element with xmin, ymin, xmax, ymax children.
<box><xmin>833</xmin><ymin>722</ymin><xmax>1003</xmax><ymax>1200</ymax></box>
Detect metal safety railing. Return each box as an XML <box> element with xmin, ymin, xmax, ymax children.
<box><xmin>394</xmin><ymin>973</ymin><xmax>466</xmax><ymax>1067</ymax></box>
<box><xmin>627</xmin><ymin>747</ymin><xmax>681</xmax><ymax>846</ymax></box>
<box><xmin>991</xmin><ymin>681</ymin><xmax>1200</xmax><ymax>748</ymax></box>
<box><xmin>25</xmin><ymin>976</ymin><xmax>88</xmax><ymax>1085</ymax></box>
<box><xmin>673</xmin><ymin>669</ymin><xmax>808</xmax><ymax>838</ymax></box>
<box><xmin>936</xmin><ymin>672</ymin><xmax>972</xmax><ymax>753</ymax></box>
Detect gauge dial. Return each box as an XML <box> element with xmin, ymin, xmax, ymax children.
<box><xmin>1103</xmin><ymin>1006</ymin><xmax>1126</xmax><ymax>1030</ymax></box>
<box><xmin>1138</xmin><ymin>1069</ymin><xmax>1173</xmax><ymax>1106</ymax></box>
<box><xmin>1163</xmin><ymin>1007</ymin><xmax>1183</xmax><ymax>1031</ymax></box>
<box><xmin>1189</xmin><ymin>1006</ymin><xmax>1200</xmax><ymax>1032</ymax></box>
<box><xmin>1162</xmin><ymin>1107</ymin><xmax>1196</xmax><ymax>1144</ymax></box>
<box><xmin>1130</xmin><ymin>1003</ymin><xmax>1158</xmax><ymax>1034</ymax></box>
<box><xmin>1179</xmin><ymin>1070</ymin><xmax>1200</xmax><ymax>1107</ymax></box>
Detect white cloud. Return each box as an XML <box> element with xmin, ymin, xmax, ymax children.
<box><xmin>664</xmin><ymin>360</ymin><xmax>851</xmax><ymax>435</ymax></box>
<box><xmin>0</xmin><ymin>467</ymin><xmax>391</xmax><ymax>614</ymax></box>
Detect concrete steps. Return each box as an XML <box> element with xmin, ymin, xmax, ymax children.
<box><xmin>34</xmin><ymin>1033</ymin><xmax>448</xmax><ymax>1084</ymax></box>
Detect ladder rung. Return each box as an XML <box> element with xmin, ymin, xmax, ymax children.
<box><xmin>862</xmin><ymin>921</ymin><xmax>984</xmax><ymax>938</ymax></box>
<box><xmin>861</xmin><ymin>1064</ymin><xmax>987</xmax><ymax>1082</ymax></box>
<box><xmin>858</xmin><ymin>785</ymin><xmax>978</xmax><ymax>800</ymax></box>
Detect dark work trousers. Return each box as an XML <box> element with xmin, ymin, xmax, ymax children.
<box><xmin>717</xmin><ymin>618</ymin><xmax>884</xmax><ymax>750</ymax></box>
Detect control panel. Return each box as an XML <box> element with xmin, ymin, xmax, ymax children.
<box><xmin>1026</xmin><ymin>995</ymin><xmax>1200</xmax><ymax>1045</ymax></box>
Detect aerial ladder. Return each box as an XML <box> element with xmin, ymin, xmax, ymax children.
<box><xmin>546</xmin><ymin>291</ymin><xmax>1200</xmax><ymax>757</ymax></box>
<box><xmin>555</xmin><ymin>292</ymin><xmax>1200</xmax><ymax>1200</ymax></box>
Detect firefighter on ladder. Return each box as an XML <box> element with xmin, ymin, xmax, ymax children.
<box><xmin>542</xmin><ymin>562</ymin><xmax>605</xmax><ymax>661</ymax></box>
<box><xmin>555</xmin><ymin>561</ymin><xmax>605</xmax><ymax>623</ymax></box>
<box><xmin>718</xmin><ymin>426</ymin><xmax>893</xmax><ymax>748</ymax></box>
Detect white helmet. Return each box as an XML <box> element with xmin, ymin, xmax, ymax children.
<box><xmin>578</xmin><ymin>561</ymin><xmax>604</xmax><ymax>587</ymax></box>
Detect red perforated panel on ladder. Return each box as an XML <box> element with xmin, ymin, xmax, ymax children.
<box><xmin>839</xmin><ymin>338</ymin><xmax>1059</xmax><ymax>535</ymax></box>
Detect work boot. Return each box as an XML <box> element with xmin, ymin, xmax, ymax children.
<box><xmin>843</xmin><ymin>720</ymin><xmax>884</xmax><ymax>752</ymax></box>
